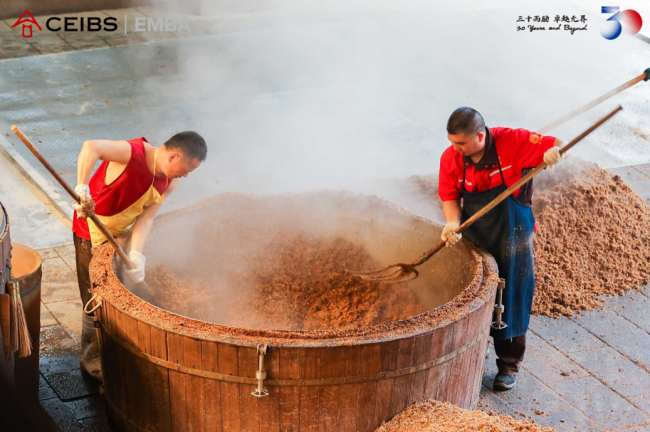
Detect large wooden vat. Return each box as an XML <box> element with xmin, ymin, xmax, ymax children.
<box><xmin>89</xmin><ymin>192</ymin><xmax>499</xmax><ymax>432</ymax></box>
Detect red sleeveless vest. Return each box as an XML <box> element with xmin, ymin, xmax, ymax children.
<box><xmin>73</xmin><ymin>138</ymin><xmax>170</xmax><ymax>242</ymax></box>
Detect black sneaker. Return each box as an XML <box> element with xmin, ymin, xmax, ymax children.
<box><xmin>494</xmin><ymin>373</ymin><xmax>517</xmax><ymax>390</ymax></box>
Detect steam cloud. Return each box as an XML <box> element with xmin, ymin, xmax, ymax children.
<box><xmin>136</xmin><ymin>0</ymin><xmax>649</xmax><ymax>220</ymax></box>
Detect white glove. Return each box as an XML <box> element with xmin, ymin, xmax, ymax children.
<box><xmin>543</xmin><ymin>147</ymin><xmax>561</xmax><ymax>168</ymax></box>
<box><xmin>124</xmin><ymin>250</ymin><xmax>146</xmax><ymax>284</ymax></box>
<box><xmin>441</xmin><ymin>221</ymin><xmax>462</xmax><ymax>247</ymax></box>
<box><xmin>71</xmin><ymin>184</ymin><xmax>95</xmax><ymax>219</ymax></box>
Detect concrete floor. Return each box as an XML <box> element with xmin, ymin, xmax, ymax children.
<box><xmin>479</xmin><ymin>288</ymin><xmax>650</xmax><ymax>431</ymax></box>
<box><xmin>0</xmin><ymin>147</ymin><xmax>71</xmax><ymax>249</ymax></box>
<box><xmin>1</xmin><ymin>3</ymin><xmax>649</xmax><ymax>432</ymax></box>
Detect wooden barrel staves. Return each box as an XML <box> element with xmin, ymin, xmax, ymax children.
<box><xmin>88</xmin><ymin>192</ymin><xmax>499</xmax><ymax>432</ymax></box>
<box><xmin>11</xmin><ymin>243</ymin><xmax>43</xmax><ymax>401</ymax></box>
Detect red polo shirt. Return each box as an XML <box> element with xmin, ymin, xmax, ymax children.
<box><xmin>438</xmin><ymin>127</ymin><xmax>556</xmax><ymax>205</ymax></box>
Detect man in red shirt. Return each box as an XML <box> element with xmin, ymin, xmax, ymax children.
<box><xmin>438</xmin><ymin>107</ymin><xmax>565</xmax><ymax>390</ymax></box>
<box><xmin>72</xmin><ymin>131</ymin><xmax>207</xmax><ymax>381</ymax></box>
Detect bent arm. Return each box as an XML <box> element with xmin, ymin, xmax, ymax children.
<box><xmin>442</xmin><ymin>200</ymin><xmax>462</xmax><ymax>224</ymax></box>
<box><xmin>77</xmin><ymin>140</ymin><xmax>132</xmax><ymax>185</ymax></box>
<box><xmin>129</xmin><ymin>179</ymin><xmax>180</xmax><ymax>253</ymax></box>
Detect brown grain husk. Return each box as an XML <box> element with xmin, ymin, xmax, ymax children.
<box><xmin>375</xmin><ymin>399</ymin><xmax>554</xmax><ymax>432</ymax></box>
<box><xmin>144</xmin><ymin>233</ymin><xmax>426</xmax><ymax>331</ymax></box>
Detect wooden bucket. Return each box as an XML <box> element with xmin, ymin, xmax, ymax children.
<box><xmin>11</xmin><ymin>243</ymin><xmax>43</xmax><ymax>402</ymax></box>
<box><xmin>89</xmin><ymin>192</ymin><xmax>499</xmax><ymax>432</ymax></box>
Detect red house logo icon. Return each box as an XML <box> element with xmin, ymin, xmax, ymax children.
<box><xmin>12</xmin><ymin>11</ymin><xmax>42</xmax><ymax>38</ymax></box>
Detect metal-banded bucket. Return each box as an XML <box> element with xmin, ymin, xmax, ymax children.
<box><xmin>89</xmin><ymin>192</ymin><xmax>499</xmax><ymax>432</ymax></box>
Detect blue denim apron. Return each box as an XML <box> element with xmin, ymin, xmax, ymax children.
<box><xmin>460</xmin><ymin>151</ymin><xmax>536</xmax><ymax>340</ymax></box>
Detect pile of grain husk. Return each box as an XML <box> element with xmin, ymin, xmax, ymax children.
<box><xmin>375</xmin><ymin>399</ymin><xmax>554</xmax><ymax>432</ymax></box>
<box><xmin>401</xmin><ymin>159</ymin><xmax>650</xmax><ymax>318</ymax></box>
<box><xmin>145</xmin><ymin>232</ymin><xmax>427</xmax><ymax>331</ymax></box>
<box><xmin>531</xmin><ymin>160</ymin><xmax>650</xmax><ymax>317</ymax></box>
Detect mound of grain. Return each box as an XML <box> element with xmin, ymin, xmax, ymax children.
<box><xmin>145</xmin><ymin>232</ymin><xmax>426</xmax><ymax>330</ymax></box>
<box><xmin>376</xmin><ymin>399</ymin><xmax>554</xmax><ymax>432</ymax></box>
<box><xmin>531</xmin><ymin>163</ymin><xmax>650</xmax><ymax>317</ymax></box>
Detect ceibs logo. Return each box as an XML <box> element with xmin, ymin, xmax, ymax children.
<box><xmin>600</xmin><ymin>6</ymin><xmax>643</xmax><ymax>39</ymax></box>
<box><xmin>12</xmin><ymin>11</ymin><xmax>42</xmax><ymax>38</ymax></box>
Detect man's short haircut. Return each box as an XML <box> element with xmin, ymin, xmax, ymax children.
<box><xmin>446</xmin><ymin>107</ymin><xmax>485</xmax><ymax>136</ymax></box>
<box><xmin>164</xmin><ymin>131</ymin><xmax>207</xmax><ymax>162</ymax></box>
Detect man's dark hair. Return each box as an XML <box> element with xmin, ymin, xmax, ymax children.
<box><xmin>446</xmin><ymin>107</ymin><xmax>485</xmax><ymax>136</ymax></box>
<box><xmin>164</xmin><ymin>131</ymin><xmax>207</xmax><ymax>162</ymax></box>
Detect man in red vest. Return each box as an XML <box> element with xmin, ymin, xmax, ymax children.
<box><xmin>72</xmin><ymin>131</ymin><xmax>207</xmax><ymax>380</ymax></box>
<box><xmin>438</xmin><ymin>108</ymin><xmax>566</xmax><ymax>390</ymax></box>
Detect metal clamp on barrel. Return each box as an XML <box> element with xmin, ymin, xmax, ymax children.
<box><xmin>491</xmin><ymin>278</ymin><xmax>507</xmax><ymax>330</ymax></box>
<box><xmin>251</xmin><ymin>344</ymin><xmax>269</xmax><ymax>397</ymax></box>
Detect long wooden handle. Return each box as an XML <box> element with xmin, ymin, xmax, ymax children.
<box><xmin>537</xmin><ymin>69</ymin><xmax>647</xmax><ymax>134</ymax></box>
<box><xmin>413</xmin><ymin>105</ymin><xmax>622</xmax><ymax>266</ymax></box>
<box><xmin>10</xmin><ymin>125</ymin><xmax>135</xmax><ymax>270</ymax></box>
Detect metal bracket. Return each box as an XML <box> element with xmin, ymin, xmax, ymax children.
<box><xmin>491</xmin><ymin>278</ymin><xmax>507</xmax><ymax>330</ymax></box>
<box><xmin>251</xmin><ymin>344</ymin><xmax>269</xmax><ymax>398</ymax></box>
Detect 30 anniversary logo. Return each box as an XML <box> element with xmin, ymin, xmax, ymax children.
<box><xmin>600</xmin><ymin>6</ymin><xmax>643</xmax><ymax>40</ymax></box>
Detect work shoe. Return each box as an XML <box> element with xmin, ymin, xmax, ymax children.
<box><xmin>80</xmin><ymin>337</ymin><xmax>103</xmax><ymax>382</ymax></box>
<box><xmin>80</xmin><ymin>356</ymin><xmax>103</xmax><ymax>382</ymax></box>
<box><xmin>493</xmin><ymin>373</ymin><xmax>517</xmax><ymax>390</ymax></box>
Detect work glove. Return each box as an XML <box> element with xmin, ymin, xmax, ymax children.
<box><xmin>71</xmin><ymin>184</ymin><xmax>95</xmax><ymax>219</ymax></box>
<box><xmin>441</xmin><ymin>221</ymin><xmax>462</xmax><ymax>247</ymax></box>
<box><xmin>123</xmin><ymin>250</ymin><xmax>146</xmax><ymax>284</ymax></box>
<box><xmin>543</xmin><ymin>147</ymin><xmax>562</xmax><ymax>168</ymax></box>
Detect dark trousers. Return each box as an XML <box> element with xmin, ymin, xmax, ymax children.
<box><xmin>73</xmin><ymin>233</ymin><xmax>103</xmax><ymax>380</ymax></box>
<box><xmin>494</xmin><ymin>334</ymin><xmax>526</xmax><ymax>374</ymax></box>
<box><xmin>73</xmin><ymin>233</ymin><xmax>93</xmax><ymax>307</ymax></box>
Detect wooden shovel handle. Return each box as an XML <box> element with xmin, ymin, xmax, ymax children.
<box><xmin>414</xmin><ymin>105</ymin><xmax>622</xmax><ymax>266</ymax></box>
<box><xmin>537</xmin><ymin>69</ymin><xmax>647</xmax><ymax>134</ymax></box>
<box><xmin>10</xmin><ymin>126</ymin><xmax>135</xmax><ymax>270</ymax></box>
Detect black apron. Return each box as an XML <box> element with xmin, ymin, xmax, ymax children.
<box><xmin>460</xmin><ymin>149</ymin><xmax>536</xmax><ymax>340</ymax></box>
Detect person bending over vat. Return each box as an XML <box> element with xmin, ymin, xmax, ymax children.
<box><xmin>438</xmin><ymin>108</ymin><xmax>566</xmax><ymax>391</ymax></box>
<box><xmin>71</xmin><ymin>132</ymin><xmax>207</xmax><ymax>381</ymax></box>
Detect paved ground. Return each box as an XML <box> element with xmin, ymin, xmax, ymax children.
<box><xmin>35</xmin><ymin>244</ymin><xmax>107</xmax><ymax>432</ymax></box>
<box><xmin>479</xmin><ymin>287</ymin><xmax>650</xmax><ymax>432</ymax></box>
<box><xmin>0</xmin><ymin>144</ymin><xmax>70</xmax><ymax>248</ymax></box>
